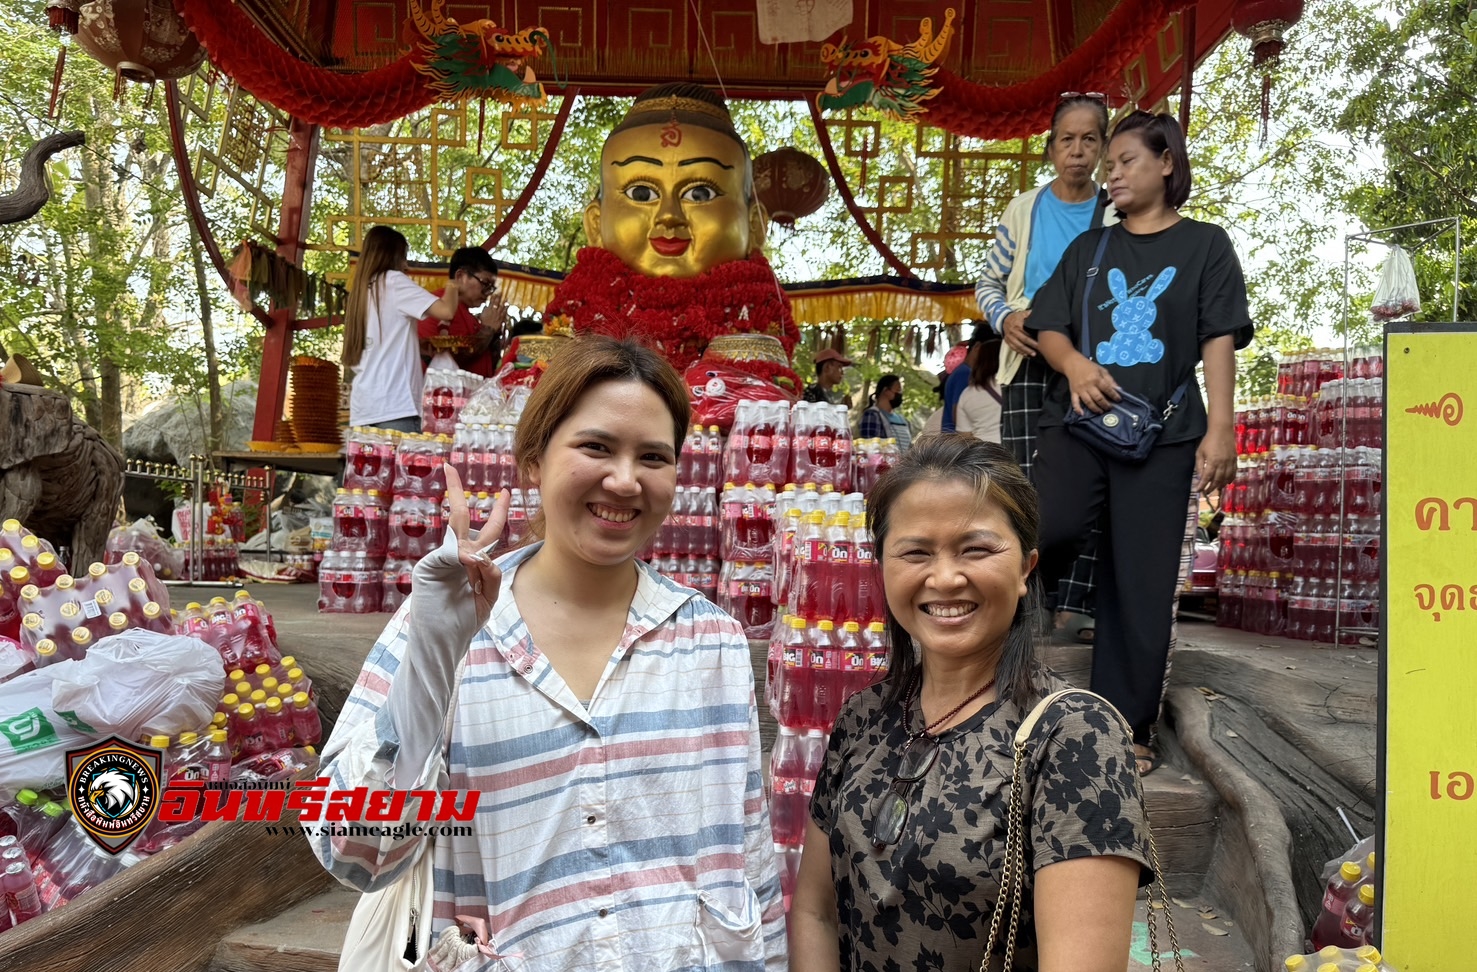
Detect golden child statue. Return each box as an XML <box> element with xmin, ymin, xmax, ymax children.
<box><xmin>544</xmin><ymin>83</ymin><xmax>800</xmax><ymax>389</ymax></box>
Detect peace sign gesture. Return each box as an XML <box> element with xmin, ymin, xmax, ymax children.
<box><xmin>442</xmin><ymin>464</ymin><xmax>511</xmax><ymax>624</ymax></box>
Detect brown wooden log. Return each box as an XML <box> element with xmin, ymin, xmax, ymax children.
<box><xmin>0</xmin><ymin>810</ymin><xmax>334</xmax><ymax>972</ymax></box>
<box><xmin>0</xmin><ymin>131</ymin><xmax>84</xmax><ymax>225</ymax></box>
<box><xmin>0</xmin><ymin>382</ymin><xmax>124</xmax><ymax>566</ymax></box>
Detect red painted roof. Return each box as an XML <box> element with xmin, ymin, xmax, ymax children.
<box><xmin>236</xmin><ymin>0</ymin><xmax>1239</xmax><ymax>107</ymax></box>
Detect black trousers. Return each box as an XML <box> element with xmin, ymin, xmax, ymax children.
<box><xmin>1002</xmin><ymin>356</ymin><xmax>1101</xmax><ymax>618</ymax></box>
<box><xmin>1032</xmin><ymin>427</ymin><xmax>1197</xmax><ymax>743</ymax></box>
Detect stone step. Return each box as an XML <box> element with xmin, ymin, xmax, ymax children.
<box><xmin>210</xmin><ymin>884</ymin><xmax>358</xmax><ymax>972</ymax></box>
<box><xmin>209</xmin><ymin>879</ymin><xmax>1254</xmax><ymax>972</ymax></box>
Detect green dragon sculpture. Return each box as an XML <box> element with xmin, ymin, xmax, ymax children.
<box><xmin>816</xmin><ymin>9</ymin><xmax>956</xmax><ymax>120</ymax></box>
<box><xmin>408</xmin><ymin>0</ymin><xmax>550</xmax><ymax>108</ymax></box>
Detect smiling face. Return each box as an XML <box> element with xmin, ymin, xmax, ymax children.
<box><xmin>584</xmin><ymin>124</ymin><xmax>765</xmax><ymax>278</ymax></box>
<box><xmin>1105</xmin><ymin>129</ymin><xmax>1173</xmax><ymax>216</ymax></box>
<box><xmin>880</xmin><ymin>478</ymin><xmax>1037</xmax><ymax>662</ymax></box>
<box><xmin>1048</xmin><ymin>105</ymin><xmax>1105</xmax><ymax>191</ymax></box>
<box><xmin>524</xmin><ymin>379</ymin><xmax>679</xmax><ymax>567</ymax></box>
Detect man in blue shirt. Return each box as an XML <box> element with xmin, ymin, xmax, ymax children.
<box><xmin>942</xmin><ymin>328</ymin><xmax>988</xmax><ymax>432</ymax></box>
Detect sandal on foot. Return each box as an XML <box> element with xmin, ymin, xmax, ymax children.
<box><xmin>1052</xmin><ymin>610</ymin><xmax>1094</xmax><ymax>645</ymax></box>
<box><xmin>1133</xmin><ymin>744</ymin><xmax>1163</xmax><ymax>777</ymax></box>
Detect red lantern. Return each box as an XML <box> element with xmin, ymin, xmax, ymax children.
<box><xmin>75</xmin><ymin>0</ymin><xmax>205</xmax><ymax>92</ymax></box>
<box><xmin>1231</xmin><ymin>0</ymin><xmax>1305</xmax><ymax>134</ymax></box>
<box><xmin>752</xmin><ymin>148</ymin><xmax>831</xmax><ymax>229</ymax></box>
<box><xmin>46</xmin><ymin>0</ymin><xmax>83</xmax><ymax>33</ymax></box>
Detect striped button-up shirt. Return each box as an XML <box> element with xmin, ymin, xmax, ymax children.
<box><xmin>311</xmin><ymin>542</ymin><xmax>786</xmax><ymax>971</ymax></box>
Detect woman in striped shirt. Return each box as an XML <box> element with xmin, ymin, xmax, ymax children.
<box><xmin>312</xmin><ymin>336</ymin><xmax>786</xmax><ymax>971</ymax></box>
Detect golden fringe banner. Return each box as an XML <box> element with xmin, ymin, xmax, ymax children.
<box><xmin>470</xmin><ymin>267</ymin><xmax>980</xmax><ymax>327</ymax></box>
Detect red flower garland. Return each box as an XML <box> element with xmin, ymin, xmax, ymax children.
<box><xmin>544</xmin><ymin>248</ymin><xmax>801</xmax><ymax>376</ymax></box>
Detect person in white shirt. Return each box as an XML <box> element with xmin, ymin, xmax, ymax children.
<box><xmin>341</xmin><ymin>225</ymin><xmax>462</xmax><ymax>432</ymax></box>
<box><xmin>955</xmin><ymin>339</ymin><xmax>1004</xmax><ymax>443</ymax></box>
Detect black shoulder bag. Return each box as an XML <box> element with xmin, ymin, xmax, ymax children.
<box><xmin>1062</xmin><ymin>227</ymin><xmax>1190</xmax><ymax>463</ymax></box>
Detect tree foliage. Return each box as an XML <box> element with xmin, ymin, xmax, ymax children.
<box><xmin>0</xmin><ymin>0</ymin><xmax>254</xmax><ymax>448</ymax></box>
<box><xmin>1338</xmin><ymin>0</ymin><xmax>1475</xmax><ymax>324</ymax></box>
<box><xmin>0</xmin><ymin>0</ymin><xmax>1424</xmax><ymax>438</ymax></box>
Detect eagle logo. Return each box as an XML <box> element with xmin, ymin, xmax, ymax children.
<box><xmin>88</xmin><ymin>769</ymin><xmax>138</xmax><ymax>819</ymax></box>
<box><xmin>67</xmin><ymin>737</ymin><xmax>162</xmax><ymax>853</ymax></box>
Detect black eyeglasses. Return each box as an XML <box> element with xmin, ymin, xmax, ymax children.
<box><xmin>475</xmin><ymin>274</ymin><xmax>498</xmax><ymax>291</ymax></box>
<box><xmin>868</xmin><ymin>733</ymin><xmax>940</xmax><ymax>848</ymax></box>
<box><xmin>1060</xmin><ymin>91</ymin><xmax>1107</xmax><ymax>103</ymax></box>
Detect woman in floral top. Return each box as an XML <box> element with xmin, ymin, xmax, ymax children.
<box><xmin>788</xmin><ymin>435</ymin><xmax>1150</xmax><ymax>972</ymax></box>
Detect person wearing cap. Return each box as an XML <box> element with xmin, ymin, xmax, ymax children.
<box><xmin>804</xmin><ymin>348</ymin><xmax>853</xmax><ymax>405</ymax></box>
<box><xmin>941</xmin><ymin>328</ymin><xmax>987</xmax><ymax>432</ymax></box>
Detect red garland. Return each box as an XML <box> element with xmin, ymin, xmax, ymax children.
<box><xmin>920</xmin><ymin>0</ymin><xmax>1194</xmax><ymax>139</ymax></box>
<box><xmin>545</xmin><ymin>248</ymin><xmax>801</xmax><ymax>378</ymax></box>
<box><xmin>175</xmin><ymin>0</ymin><xmax>430</xmax><ymax>128</ymax></box>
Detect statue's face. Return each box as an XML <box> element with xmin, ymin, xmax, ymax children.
<box><xmin>585</xmin><ymin>123</ymin><xmax>765</xmax><ymax>278</ymax></box>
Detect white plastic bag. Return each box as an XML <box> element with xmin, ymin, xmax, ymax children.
<box><xmin>49</xmin><ymin>630</ymin><xmax>225</xmax><ymax>740</ymax></box>
<box><xmin>0</xmin><ymin>631</ymin><xmax>225</xmax><ymax>799</ymax></box>
<box><xmin>1371</xmin><ymin>245</ymin><xmax>1420</xmax><ymax>322</ymax></box>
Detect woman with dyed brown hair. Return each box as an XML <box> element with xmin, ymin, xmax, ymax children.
<box><xmin>313</xmin><ymin>336</ymin><xmax>786</xmax><ymax>971</ymax></box>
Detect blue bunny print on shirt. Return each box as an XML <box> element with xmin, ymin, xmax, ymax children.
<box><xmin>1096</xmin><ymin>266</ymin><xmax>1176</xmax><ymax>367</ymax></box>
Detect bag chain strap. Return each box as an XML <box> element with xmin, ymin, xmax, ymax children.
<box><xmin>976</xmin><ymin>719</ymin><xmax>1185</xmax><ymax>972</ymax></box>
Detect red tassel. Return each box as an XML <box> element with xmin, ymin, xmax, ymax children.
<box><xmin>1259</xmin><ymin>73</ymin><xmax>1272</xmax><ymax>144</ymax></box>
<box><xmin>47</xmin><ymin>46</ymin><xmax>66</xmax><ymax>119</ymax></box>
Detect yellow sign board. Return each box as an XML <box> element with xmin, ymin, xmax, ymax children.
<box><xmin>1382</xmin><ymin>325</ymin><xmax>1477</xmax><ymax>968</ymax></box>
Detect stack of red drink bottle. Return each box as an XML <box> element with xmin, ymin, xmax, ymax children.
<box><xmin>421</xmin><ymin>367</ymin><xmax>481</xmax><ymax>436</ymax></box>
<box><xmin>792</xmin><ymin>402</ymin><xmax>854</xmax><ymax>492</ymax></box>
<box><xmin>0</xmin><ymin>520</ymin><xmax>65</xmax><ymax>643</ymax></box>
<box><xmin>326</xmin><ymin>430</ymin><xmax>454</xmax><ymax>613</ymax></box>
<box><xmin>715</xmin><ymin>482</ymin><xmax>775</xmax><ymax>636</ymax></box>
<box><xmin>0</xmin><ymin>581</ymin><xmax>323</xmax><ymax>925</ymax></box>
<box><xmin>1218</xmin><ymin>350</ymin><xmax>1382</xmax><ymax>644</ymax></box>
<box><xmin>766</xmin><ymin>488</ymin><xmax>889</xmax><ymax>905</ymax></box>
<box><xmin>18</xmin><ymin>553</ymin><xmax>173</xmax><ymax>666</ymax></box>
<box><xmin>850</xmin><ymin>437</ymin><xmax>902</xmax><ymax>493</ymax></box>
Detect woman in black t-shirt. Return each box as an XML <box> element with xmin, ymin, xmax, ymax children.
<box><xmin>1027</xmin><ymin>111</ymin><xmax>1253</xmax><ymax>774</ymax></box>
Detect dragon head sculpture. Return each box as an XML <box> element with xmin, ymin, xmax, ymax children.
<box><xmin>817</xmin><ymin>8</ymin><xmax>956</xmax><ymax>120</ymax></box>
<box><xmin>408</xmin><ymin>0</ymin><xmax>550</xmax><ymax>107</ymax></box>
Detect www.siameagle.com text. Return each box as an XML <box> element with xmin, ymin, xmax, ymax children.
<box><xmin>269</xmin><ymin>823</ymin><xmax>474</xmax><ymax>839</ymax></box>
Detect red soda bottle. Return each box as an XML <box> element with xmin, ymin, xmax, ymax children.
<box><xmin>291</xmin><ymin>691</ymin><xmax>322</xmax><ymax>747</ymax></box>
<box><xmin>704</xmin><ymin>425</ymin><xmax>725</xmax><ymax>490</ymax></box>
<box><xmin>812</xmin><ymin>410</ymin><xmax>835</xmax><ymax>484</ymax></box>
<box><xmin>768</xmin><ymin>727</ymin><xmax>807</xmax><ymax>845</ymax></box>
<box><xmin>790</xmin><ymin>511</ymin><xmax>827</xmax><ymax>620</ymax></box>
<box><xmin>235</xmin><ymin>703</ymin><xmax>266</xmax><ymax>757</ymax></box>
<box><xmin>776</xmin><ymin>617</ymin><xmax>810</xmax><ymax>728</ymax></box>
<box><xmin>204</xmin><ymin>728</ymin><xmax>232</xmax><ymax>784</ymax></box>
<box><xmin>765</xmin><ymin>613</ymin><xmax>788</xmax><ymax>716</ymax></box>
<box><xmin>261</xmin><ymin>696</ymin><xmax>294</xmax><ymax>749</ymax></box>
<box><xmin>680</xmin><ymin>424</ymin><xmax>703</xmax><ymax>485</ymax></box>
<box><xmin>791</xmin><ymin>403</ymin><xmax>815</xmax><ymax>485</ymax></box>
<box><xmin>823</xmin><ymin>511</ymin><xmax>853</xmax><ymax>622</ymax></box>
<box><xmin>1335</xmin><ymin>883</ymin><xmax>1376</xmax><ymax>947</ymax></box>
<box><xmin>838</xmin><ymin>621</ymin><xmax>867</xmax><ymax>700</ymax></box>
<box><xmin>1310</xmin><ymin>860</ymin><xmax>1363</xmax><ymax>948</ymax></box>
<box><xmin>864</xmin><ymin>621</ymin><xmax>891</xmax><ymax>687</ymax></box>
<box><xmin>853</xmin><ymin>513</ymin><xmax>882</xmax><ymax>625</ymax></box>
<box><xmin>3</xmin><ymin>858</ymin><xmax>44</xmax><ymax>924</ymax></box>
<box><xmin>808</xmin><ymin>620</ymin><xmax>840</xmax><ymax>731</ymax></box>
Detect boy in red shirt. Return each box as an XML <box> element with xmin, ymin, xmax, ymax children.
<box><xmin>418</xmin><ymin>246</ymin><xmax>504</xmax><ymax>377</ymax></box>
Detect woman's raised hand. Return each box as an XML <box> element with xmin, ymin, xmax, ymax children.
<box><xmin>443</xmin><ymin>464</ymin><xmax>511</xmax><ymax>624</ymax></box>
